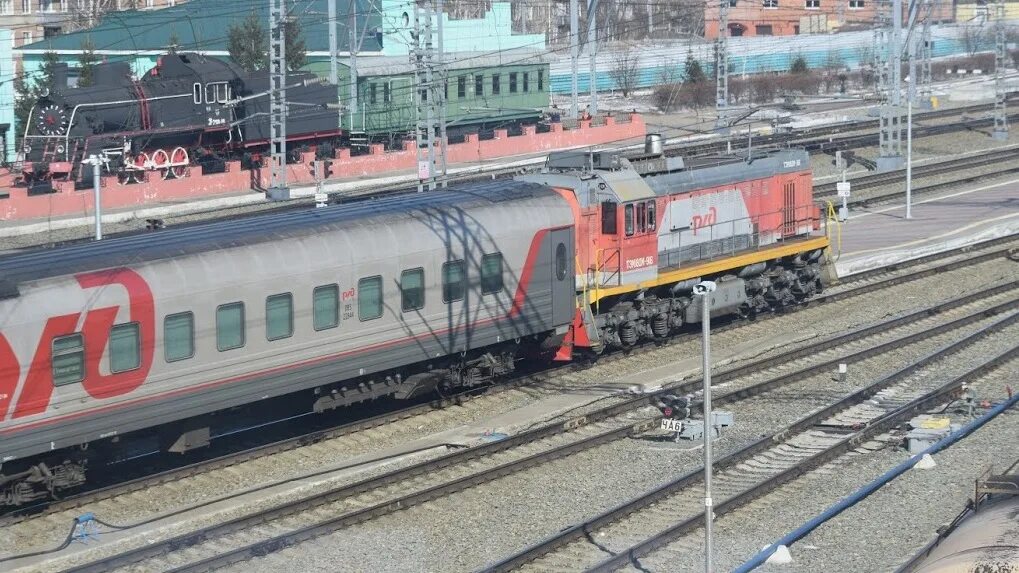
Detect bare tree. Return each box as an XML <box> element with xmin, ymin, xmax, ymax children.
<box><xmin>610</xmin><ymin>47</ymin><xmax>641</xmax><ymax>97</ymax></box>
<box><xmin>68</xmin><ymin>0</ymin><xmax>143</xmax><ymax>31</ymax></box>
<box><xmin>961</xmin><ymin>23</ymin><xmax>986</xmax><ymax>57</ymax></box>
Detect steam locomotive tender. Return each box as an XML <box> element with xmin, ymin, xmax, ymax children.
<box><xmin>20</xmin><ymin>52</ymin><xmax>340</xmax><ymax>189</ymax></box>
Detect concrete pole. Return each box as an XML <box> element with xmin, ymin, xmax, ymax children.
<box><xmin>701</xmin><ymin>290</ymin><xmax>714</xmax><ymax>573</ymax></box>
<box><xmin>348</xmin><ymin>0</ymin><xmax>358</xmax><ymax>130</ymax></box>
<box><xmin>906</xmin><ymin>95</ymin><xmax>913</xmax><ymax>219</ymax></box>
<box><xmin>570</xmin><ymin>0</ymin><xmax>579</xmax><ymax>119</ymax></box>
<box><xmin>90</xmin><ymin>155</ymin><xmax>102</xmax><ymax>241</ymax></box>
<box><xmin>328</xmin><ymin>0</ymin><xmax>338</xmax><ymax>85</ymax></box>
<box><xmin>436</xmin><ymin>0</ymin><xmax>448</xmax><ymax>186</ymax></box>
<box><xmin>587</xmin><ymin>0</ymin><xmax>598</xmax><ymax>115</ymax></box>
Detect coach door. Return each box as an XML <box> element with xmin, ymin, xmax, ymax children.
<box><xmin>548</xmin><ymin>227</ymin><xmax>576</xmax><ymax>326</ymax></box>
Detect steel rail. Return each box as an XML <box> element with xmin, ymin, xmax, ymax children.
<box><xmin>65</xmin><ymin>283</ymin><xmax>1019</xmax><ymax>573</ymax></box>
<box><xmin>483</xmin><ymin>311</ymin><xmax>1019</xmax><ymax>573</ymax></box>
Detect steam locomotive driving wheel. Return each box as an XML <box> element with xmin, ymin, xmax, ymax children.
<box><xmin>36</xmin><ymin>104</ymin><xmax>67</xmax><ymax>136</ymax></box>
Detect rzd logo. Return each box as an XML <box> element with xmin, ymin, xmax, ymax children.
<box><xmin>691</xmin><ymin>207</ymin><xmax>718</xmax><ymax>235</ymax></box>
<box><xmin>0</xmin><ymin>268</ymin><xmax>154</xmax><ymax>421</ymax></box>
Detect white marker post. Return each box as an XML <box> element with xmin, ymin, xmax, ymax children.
<box><xmin>88</xmin><ymin>155</ymin><xmax>103</xmax><ymax>241</ymax></box>
<box><xmin>905</xmin><ymin>95</ymin><xmax>913</xmax><ymax>219</ymax></box>
<box><xmin>694</xmin><ymin>280</ymin><xmax>718</xmax><ymax>573</ymax></box>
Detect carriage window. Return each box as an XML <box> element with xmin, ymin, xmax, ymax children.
<box><xmin>647</xmin><ymin>201</ymin><xmax>657</xmax><ymax>231</ymax></box>
<box><xmin>556</xmin><ymin>243</ymin><xmax>568</xmax><ymax>281</ymax></box>
<box><xmin>457</xmin><ymin>75</ymin><xmax>466</xmax><ymax>99</ymax></box>
<box><xmin>370</xmin><ymin>83</ymin><xmax>378</xmax><ymax>104</ymax></box>
<box><xmin>216</xmin><ymin>302</ymin><xmax>245</xmax><ymax>351</ymax></box>
<box><xmin>313</xmin><ymin>284</ymin><xmax>339</xmax><ymax>331</ymax></box>
<box><xmin>52</xmin><ymin>333</ymin><xmax>84</xmax><ymax>386</ymax></box>
<box><xmin>601</xmin><ymin>201</ymin><xmax>618</xmax><ymax>234</ymax></box>
<box><xmin>192</xmin><ymin>83</ymin><xmax>201</xmax><ymax>104</ymax></box>
<box><xmin>523</xmin><ymin>71</ymin><xmax>529</xmax><ymax>92</ymax></box>
<box><xmin>624</xmin><ymin>204</ymin><xmax>635</xmax><ymax>237</ymax></box>
<box><xmin>383</xmin><ymin>82</ymin><xmax>391</xmax><ymax>103</ymax></box>
<box><xmin>444</xmin><ymin>78</ymin><xmax>449</xmax><ymax>101</ymax></box>
<box><xmin>475</xmin><ymin>74</ymin><xmax>483</xmax><ymax>96</ymax></box>
<box><xmin>637</xmin><ymin>202</ymin><xmax>647</xmax><ymax>233</ymax></box>
<box><xmin>442</xmin><ymin>260</ymin><xmax>465</xmax><ymax>302</ymax></box>
<box><xmin>492</xmin><ymin>74</ymin><xmax>501</xmax><ymax>95</ymax></box>
<box><xmin>538</xmin><ymin>69</ymin><xmax>544</xmax><ymax>91</ymax></box>
<box><xmin>110</xmin><ymin>322</ymin><xmax>140</xmax><ymax>373</ymax></box>
<box><xmin>509</xmin><ymin>72</ymin><xmax>518</xmax><ymax>93</ymax></box>
<box><xmin>401</xmin><ymin>268</ymin><xmax>425</xmax><ymax>312</ymax></box>
<box><xmin>266</xmin><ymin>293</ymin><xmax>294</xmax><ymax>341</ymax></box>
<box><xmin>481</xmin><ymin>253</ymin><xmax>504</xmax><ymax>294</ymax></box>
<box><xmin>164</xmin><ymin>312</ymin><xmax>194</xmax><ymax>362</ymax></box>
<box><xmin>358</xmin><ymin>276</ymin><xmax>383</xmax><ymax>321</ymax></box>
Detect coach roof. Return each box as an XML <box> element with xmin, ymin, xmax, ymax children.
<box><xmin>0</xmin><ymin>180</ymin><xmax>556</xmax><ymax>289</ymax></box>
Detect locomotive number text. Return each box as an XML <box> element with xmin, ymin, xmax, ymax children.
<box><xmin>625</xmin><ymin>256</ymin><xmax>655</xmax><ymax>270</ymax></box>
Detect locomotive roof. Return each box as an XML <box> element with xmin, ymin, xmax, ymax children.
<box><xmin>0</xmin><ymin>180</ymin><xmax>555</xmax><ymax>294</ymax></box>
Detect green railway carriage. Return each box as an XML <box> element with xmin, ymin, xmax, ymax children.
<box><xmin>303</xmin><ymin>51</ymin><xmax>551</xmax><ymax>147</ymax></box>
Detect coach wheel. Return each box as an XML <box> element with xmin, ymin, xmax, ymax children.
<box><xmin>169</xmin><ymin>147</ymin><xmax>189</xmax><ymax>179</ymax></box>
<box><xmin>151</xmin><ymin>148</ymin><xmax>171</xmax><ymax>180</ymax></box>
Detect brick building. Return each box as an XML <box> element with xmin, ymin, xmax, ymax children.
<box><xmin>704</xmin><ymin>0</ymin><xmax>955</xmax><ymax>39</ymax></box>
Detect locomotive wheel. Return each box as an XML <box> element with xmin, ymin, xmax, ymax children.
<box><xmin>151</xmin><ymin>149</ymin><xmax>171</xmax><ymax>180</ymax></box>
<box><xmin>125</xmin><ymin>151</ymin><xmax>149</xmax><ymax>184</ymax></box>
<box><xmin>169</xmin><ymin>147</ymin><xmax>189</xmax><ymax>179</ymax></box>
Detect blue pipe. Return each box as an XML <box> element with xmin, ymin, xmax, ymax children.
<box><xmin>734</xmin><ymin>391</ymin><xmax>1019</xmax><ymax>573</ymax></box>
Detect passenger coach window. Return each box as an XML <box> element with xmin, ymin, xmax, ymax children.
<box><xmin>492</xmin><ymin>74</ymin><xmax>501</xmax><ymax>95</ymax></box>
<box><xmin>624</xmin><ymin>204</ymin><xmax>635</xmax><ymax>237</ymax></box>
<box><xmin>442</xmin><ymin>260</ymin><xmax>466</xmax><ymax>302</ymax></box>
<box><xmin>52</xmin><ymin>333</ymin><xmax>84</xmax><ymax>386</ymax></box>
<box><xmin>110</xmin><ymin>323</ymin><xmax>141</xmax><ymax>373</ymax></box>
<box><xmin>216</xmin><ymin>302</ymin><xmax>245</xmax><ymax>351</ymax></box>
<box><xmin>164</xmin><ymin>312</ymin><xmax>195</xmax><ymax>362</ymax></box>
<box><xmin>601</xmin><ymin>201</ymin><xmax>618</xmax><ymax>234</ymax></box>
<box><xmin>523</xmin><ymin>72</ymin><xmax>529</xmax><ymax>92</ymax></box>
<box><xmin>457</xmin><ymin>75</ymin><xmax>466</xmax><ymax>99</ymax></box>
<box><xmin>538</xmin><ymin>69</ymin><xmax>544</xmax><ymax>91</ymax></box>
<box><xmin>401</xmin><ymin>269</ymin><xmax>425</xmax><ymax>312</ymax></box>
<box><xmin>359</xmin><ymin>276</ymin><xmax>383</xmax><ymax>321</ymax></box>
<box><xmin>313</xmin><ymin>284</ymin><xmax>339</xmax><ymax>331</ymax></box>
<box><xmin>510</xmin><ymin>72</ymin><xmax>518</xmax><ymax>93</ymax></box>
<box><xmin>481</xmin><ymin>253</ymin><xmax>504</xmax><ymax>294</ymax></box>
<box><xmin>266</xmin><ymin>293</ymin><xmax>294</xmax><ymax>341</ymax></box>
<box><xmin>475</xmin><ymin>74</ymin><xmax>484</xmax><ymax>96</ymax></box>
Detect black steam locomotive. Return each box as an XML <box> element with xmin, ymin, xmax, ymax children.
<box><xmin>20</xmin><ymin>52</ymin><xmax>341</xmax><ymax>188</ymax></box>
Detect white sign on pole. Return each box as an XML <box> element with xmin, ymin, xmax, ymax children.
<box><xmin>836</xmin><ymin>181</ymin><xmax>851</xmax><ymax>198</ymax></box>
<box><xmin>418</xmin><ymin>160</ymin><xmax>431</xmax><ymax>180</ymax></box>
<box><xmin>660</xmin><ymin>418</ymin><xmax>684</xmax><ymax>432</ymax></box>
<box><xmin>314</xmin><ymin>192</ymin><xmax>328</xmax><ymax>207</ymax></box>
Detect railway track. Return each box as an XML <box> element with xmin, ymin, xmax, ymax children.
<box><xmin>815</xmin><ymin>146</ymin><xmax>1019</xmax><ymax>200</ymax></box>
<box><xmin>58</xmin><ymin>280</ymin><xmax>1019</xmax><ymax>573</ymax></box>
<box><xmin>3</xmin><ymin>233</ymin><xmax>1017</xmax><ymax>569</ymax></box>
<box><xmin>484</xmin><ymin>310</ymin><xmax>1019</xmax><ymax>573</ymax></box>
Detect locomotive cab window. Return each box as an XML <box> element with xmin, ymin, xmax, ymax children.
<box><xmin>442</xmin><ymin>260</ymin><xmax>466</xmax><ymax>302</ymax></box>
<box><xmin>164</xmin><ymin>312</ymin><xmax>195</xmax><ymax>362</ymax></box>
<box><xmin>205</xmin><ymin>82</ymin><xmax>229</xmax><ymax>104</ymax></box>
<box><xmin>110</xmin><ymin>322</ymin><xmax>141</xmax><ymax>373</ymax></box>
<box><xmin>52</xmin><ymin>333</ymin><xmax>84</xmax><ymax>386</ymax></box>
<box><xmin>481</xmin><ymin>253</ymin><xmax>504</xmax><ymax>294</ymax></box>
<box><xmin>636</xmin><ymin>202</ymin><xmax>647</xmax><ymax>234</ymax></box>
<box><xmin>358</xmin><ymin>276</ymin><xmax>383</xmax><ymax>321</ymax></box>
<box><xmin>601</xmin><ymin>201</ymin><xmax>618</xmax><ymax>234</ymax></box>
<box><xmin>216</xmin><ymin>302</ymin><xmax>245</xmax><ymax>351</ymax></box>
<box><xmin>624</xmin><ymin>204</ymin><xmax>635</xmax><ymax>237</ymax></box>
<box><xmin>313</xmin><ymin>284</ymin><xmax>339</xmax><ymax>331</ymax></box>
<box><xmin>266</xmin><ymin>293</ymin><xmax>294</xmax><ymax>341</ymax></box>
<box><xmin>401</xmin><ymin>268</ymin><xmax>425</xmax><ymax>312</ymax></box>
<box><xmin>647</xmin><ymin>201</ymin><xmax>657</xmax><ymax>231</ymax></box>
<box><xmin>192</xmin><ymin>83</ymin><xmax>201</xmax><ymax>104</ymax></box>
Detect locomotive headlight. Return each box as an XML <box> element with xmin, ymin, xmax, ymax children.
<box><xmin>56</xmin><ymin>145</ymin><xmax>65</xmax><ymax>154</ymax></box>
<box><xmin>22</xmin><ymin>145</ymin><xmax>31</xmax><ymax>154</ymax></box>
